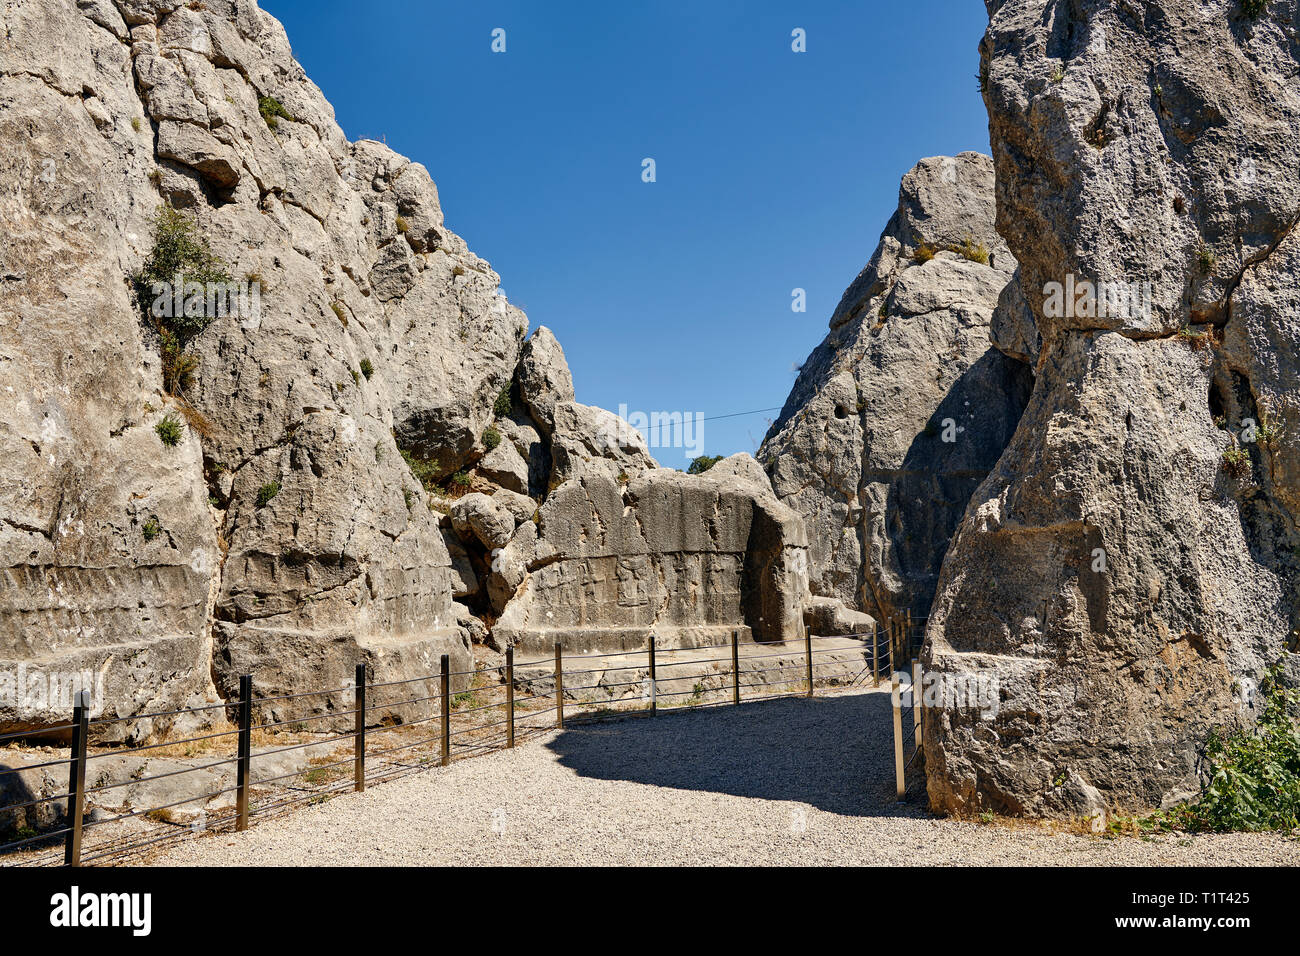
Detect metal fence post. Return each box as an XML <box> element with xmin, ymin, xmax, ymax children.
<box><xmin>731</xmin><ymin>629</ymin><xmax>740</xmax><ymax>705</ymax></box>
<box><xmin>912</xmin><ymin>658</ymin><xmax>922</xmax><ymax>749</ymax></box>
<box><xmin>804</xmin><ymin>621</ymin><xmax>814</xmax><ymax>697</ymax></box>
<box><xmin>872</xmin><ymin>623</ymin><xmax>880</xmax><ymax>688</ymax></box>
<box><xmin>554</xmin><ymin>642</ymin><xmax>564</xmax><ymax>730</ymax></box>
<box><xmin>63</xmin><ymin>689</ymin><xmax>89</xmax><ymax>867</ymax></box>
<box><xmin>440</xmin><ymin>654</ymin><xmax>450</xmax><ymax>767</ymax></box>
<box><xmin>236</xmin><ymin>674</ymin><xmax>252</xmax><ymax>832</ymax></box>
<box><xmin>887</xmin><ymin>621</ymin><xmax>896</xmax><ymax>678</ymax></box>
<box><xmin>648</xmin><ymin>633</ymin><xmax>657</xmax><ymax>716</ymax></box>
<box><xmin>506</xmin><ymin>646</ymin><xmax>515</xmax><ymax>748</ymax></box>
<box><xmin>891</xmin><ymin>673</ymin><xmax>905</xmax><ymax>799</ymax></box>
<box><xmin>354</xmin><ymin>663</ymin><xmax>366</xmax><ymax>792</ymax></box>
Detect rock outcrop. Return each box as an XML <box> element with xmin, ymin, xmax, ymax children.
<box><xmin>0</xmin><ymin>0</ymin><xmax>821</xmax><ymax>737</ymax></box>
<box><xmin>923</xmin><ymin>0</ymin><xmax>1300</xmax><ymax>817</ymax></box>
<box><xmin>761</xmin><ymin>153</ymin><xmax>1034</xmax><ymax>626</ymax></box>
<box><xmin>0</xmin><ymin>0</ymin><xmax>530</xmax><ymax>734</ymax></box>
<box><xmin>494</xmin><ymin>455</ymin><xmax>810</xmax><ymax>654</ymax></box>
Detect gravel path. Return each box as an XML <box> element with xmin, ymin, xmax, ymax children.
<box><xmin>147</xmin><ymin>687</ymin><xmax>1300</xmax><ymax>866</ymax></box>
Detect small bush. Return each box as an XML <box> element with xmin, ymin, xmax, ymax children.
<box><xmin>400</xmin><ymin>448</ymin><xmax>442</xmax><ymax>494</ymax></box>
<box><xmin>1222</xmin><ymin>446</ymin><xmax>1251</xmax><ymax>478</ymax></box>
<box><xmin>1240</xmin><ymin>0</ymin><xmax>1268</xmax><ymax>19</ymax></box>
<box><xmin>1168</xmin><ymin>656</ymin><xmax>1299</xmax><ymax>832</ymax></box>
<box><xmin>493</xmin><ymin>385</ymin><xmax>512</xmax><ymax>417</ymax></box>
<box><xmin>913</xmin><ymin>243</ymin><xmax>936</xmax><ymax>264</ymax></box>
<box><xmin>687</xmin><ymin>455</ymin><xmax>723</xmax><ymax>475</ymax></box>
<box><xmin>134</xmin><ymin>206</ymin><xmax>231</xmax><ymax>398</ymax></box>
<box><xmin>155</xmin><ymin>414</ymin><xmax>184</xmax><ymax>447</ymax></box>
<box><xmin>359</xmin><ymin>358</ymin><xmax>374</xmax><ymax>380</ymax></box>
<box><xmin>131</xmin><ymin>116</ymin><xmax>142</xmax><ymax>132</ymax></box>
<box><xmin>482</xmin><ymin>425</ymin><xmax>502</xmax><ymax>452</ymax></box>
<box><xmin>1196</xmin><ymin>244</ymin><xmax>1217</xmax><ymax>272</ymax></box>
<box><xmin>257</xmin><ymin>95</ymin><xmax>293</xmax><ymax>130</ymax></box>
<box><xmin>330</xmin><ymin>302</ymin><xmax>347</xmax><ymax>326</ymax></box>
<box><xmin>256</xmin><ymin>481</ymin><xmax>281</xmax><ymax>508</ymax></box>
<box><xmin>451</xmin><ymin>471</ymin><xmax>472</xmax><ymax>488</ymax></box>
<box><xmin>1178</xmin><ymin>326</ymin><xmax>1210</xmax><ymax>350</ymax></box>
<box><xmin>142</xmin><ymin>518</ymin><xmax>160</xmax><ymax>542</ymax></box>
<box><xmin>950</xmin><ymin>237</ymin><xmax>991</xmax><ymax>265</ymax></box>
<box><xmin>395</xmin><ymin>214</ymin><xmax>410</xmax><ymax>235</ymax></box>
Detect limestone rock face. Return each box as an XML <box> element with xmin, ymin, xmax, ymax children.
<box><xmin>494</xmin><ymin>458</ymin><xmax>810</xmax><ymax>654</ymax></box>
<box><xmin>923</xmin><ymin>0</ymin><xmax>1300</xmax><ymax>816</ymax></box>
<box><xmin>761</xmin><ymin>154</ymin><xmax>1033</xmax><ymax>626</ymax></box>
<box><xmin>0</xmin><ymin>0</ymin><xmax>514</xmax><ymax>732</ymax></box>
<box><xmin>0</xmin><ymin>0</ymin><xmax>218</xmax><ymax>739</ymax></box>
<box><xmin>516</xmin><ymin>326</ymin><xmax>575</xmax><ymax>437</ymax></box>
<box><xmin>550</xmin><ymin>401</ymin><xmax>659</xmax><ymax>485</ymax></box>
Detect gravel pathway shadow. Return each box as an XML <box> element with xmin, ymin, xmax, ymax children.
<box><xmin>546</xmin><ymin>688</ymin><xmax>926</xmax><ymax>818</ymax></box>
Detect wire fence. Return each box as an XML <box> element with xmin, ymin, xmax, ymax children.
<box><xmin>1</xmin><ymin>619</ymin><xmax>923</xmax><ymax>867</ymax></box>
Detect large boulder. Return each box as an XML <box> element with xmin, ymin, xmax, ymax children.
<box><xmin>760</xmin><ymin>154</ymin><xmax>1033</xmax><ymax>626</ymax></box>
<box><xmin>549</xmin><ymin>401</ymin><xmax>659</xmax><ymax>485</ymax></box>
<box><xmin>923</xmin><ymin>0</ymin><xmax>1300</xmax><ymax>817</ymax></box>
<box><xmin>516</xmin><ymin>326</ymin><xmax>575</xmax><ymax>436</ymax></box>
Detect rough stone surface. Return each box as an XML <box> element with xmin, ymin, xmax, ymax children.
<box><xmin>494</xmin><ymin>462</ymin><xmax>809</xmax><ymax>654</ymax></box>
<box><xmin>923</xmin><ymin>0</ymin><xmax>1300</xmax><ymax>817</ymax></box>
<box><xmin>0</xmin><ymin>0</ymin><xmax>515</xmax><ymax>734</ymax></box>
<box><xmin>516</xmin><ymin>326</ymin><xmax>575</xmax><ymax>437</ymax></box>
<box><xmin>761</xmin><ymin>154</ymin><xmax>1033</xmax><ymax>626</ymax></box>
<box><xmin>549</xmin><ymin>401</ymin><xmax>659</xmax><ymax>485</ymax></box>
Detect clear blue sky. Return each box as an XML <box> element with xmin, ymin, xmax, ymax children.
<box><xmin>262</xmin><ymin>0</ymin><xmax>991</xmax><ymax>465</ymax></box>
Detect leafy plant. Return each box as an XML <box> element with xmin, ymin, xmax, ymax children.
<box><xmin>1196</xmin><ymin>243</ymin><xmax>1217</xmax><ymax>273</ymax></box>
<box><xmin>687</xmin><ymin>455</ymin><xmax>723</xmax><ymax>475</ymax></box>
<box><xmin>257</xmin><ymin>95</ymin><xmax>293</xmax><ymax>130</ymax></box>
<box><xmin>482</xmin><ymin>425</ymin><xmax>501</xmax><ymax>452</ymax></box>
<box><xmin>155</xmin><ymin>414</ymin><xmax>184</xmax><ymax>447</ymax></box>
<box><xmin>1181</xmin><ymin>657</ymin><xmax>1299</xmax><ymax>831</ymax></box>
<box><xmin>142</xmin><ymin>518</ymin><xmax>160</xmax><ymax>542</ymax></box>
<box><xmin>1222</xmin><ymin>446</ymin><xmax>1251</xmax><ymax>478</ymax></box>
<box><xmin>399</xmin><ymin>447</ymin><xmax>442</xmax><ymax>494</ymax></box>
<box><xmin>1240</xmin><ymin>0</ymin><xmax>1268</xmax><ymax>19</ymax></box>
<box><xmin>133</xmin><ymin>206</ymin><xmax>230</xmax><ymax>398</ymax></box>
<box><xmin>395</xmin><ymin>214</ymin><xmax>410</xmax><ymax>235</ymax></box>
<box><xmin>256</xmin><ymin>481</ymin><xmax>281</xmax><ymax>508</ymax></box>
<box><xmin>493</xmin><ymin>385</ymin><xmax>512</xmax><ymax>417</ymax></box>
<box><xmin>359</xmin><ymin>358</ymin><xmax>374</xmax><ymax>380</ymax></box>
<box><xmin>451</xmin><ymin>471</ymin><xmax>472</xmax><ymax>489</ymax></box>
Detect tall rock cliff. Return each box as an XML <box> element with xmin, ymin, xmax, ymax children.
<box><xmin>761</xmin><ymin>153</ymin><xmax>1034</xmax><ymax>626</ymax></box>
<box><xmin>0</xmin><ymin>0</ymin><xmax>818</xmax><ymax>738</ymax></box>
<box><xmin>923</xmin><ymin>0</ymin><xmax>1300</xmax><ymax>816</ymax></box>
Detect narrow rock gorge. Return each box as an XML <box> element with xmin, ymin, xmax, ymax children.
<box><xmin>1</xmin><ymin>0</ymin><xmax>1297</xmax><ymax>825</ymax></box>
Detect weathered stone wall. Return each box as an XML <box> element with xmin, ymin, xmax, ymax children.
<box><xmin>493</xmin><ymin>458</ymin><xmax>810</xmax><ymax>655</ymax></box>
<box><xmin>761</xmin><ymin>154</ymin><xmax>1033</xmax><ymax>626</ymax></box>
<box><xmin>923</xmin><ymin>0</ymin><xmax>1300</xmax><ymax>817</ymax></box>
<box><xmin>0</xmin><ymin>0</ymin><xmax>527</xmax><ymax>734</ymax></box>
